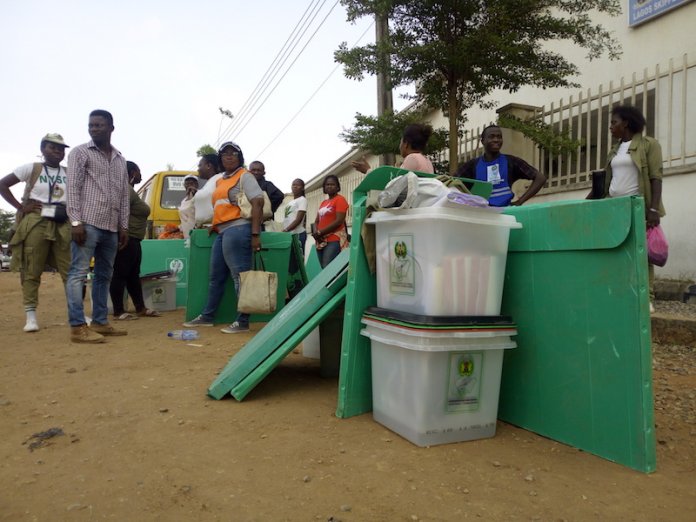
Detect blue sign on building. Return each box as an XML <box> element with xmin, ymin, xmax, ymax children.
<box><xmin>629</xmin><ymin>0</ymin><xmax>694</xmax><ymax>26</ymax></box>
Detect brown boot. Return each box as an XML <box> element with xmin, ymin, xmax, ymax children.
<box><xmin>71</xmin><ymin>324</ymin><xmax>105</xmax><ymax>344</ymax></box>
<box><xmin>90</xmin><ymin>323</ymin><xmax>128</xmax><ymax>336</ymax></box>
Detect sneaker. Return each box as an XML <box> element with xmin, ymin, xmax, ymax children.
<box><xmin>71</xmin><ymin>324</ymin><xmax>105</xmax><ymax>344</ymax></box>
<box><xmin>23</xmin><ymin>318</ymin><xmax>39</xmax><ymax>333</ymax></box>
<box><xmin>220</xmin><ymin>321</ymin><xmax>249</xmax><ymax>334</ymax></box>
<box><xmin>90</xmin><ymin>323</ymin><xmax>127</xmax><ymax>336</ymax></box>
<box><xmin>183</xmin><ymin>315</ymin><xmax>214</xmax><ymax>327</ymax></box>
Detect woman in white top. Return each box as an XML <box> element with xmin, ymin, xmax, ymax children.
<box><xmin>0</xmin><ymin>133</ymin><xmax>71</xmax><ymax>332</ymax></box>
<box><xmin>591</xmin><ymin>104</ymin><xmax>665</xmax><ymax>312</ymax></box>
<box><xmin>282</xmin><ymin>178</ymin><xmax>307</xmax><ymax>254</ymax></box>
<box><xmin>178</xmin><ymin>175</ymin><xmax>199</xmax><ymax>239</ymax></box>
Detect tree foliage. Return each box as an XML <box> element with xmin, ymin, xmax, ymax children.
<box><xmin>335</xmin><ymin>0</ymin><xmax>621</xmax><ymax>173</ymax></box>
<box><xmin>197</xmin><ymin>144</ymin><xmax>216</xmax><ymax>157</ymax></box>
<box><xmin>339</xmin><ymin>109</ymin><xmax>448</xmax><ymax>156</ymax></box>
<box><xmin>0</xmin><ymin>209</ymin><xmax>15</xmax><ymax>243</ymax></box>
<box><xmin>497</xmin><ymin>113</ymin><xmax>583</xmax><ymax>158</ymax></box>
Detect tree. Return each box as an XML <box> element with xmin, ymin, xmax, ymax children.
<box><xmin>339</xmin><ymin>108</ymin><xmax>448</xmax><ymax>157</ymax></box>
<box><xmin>335</xmin><ymin>0</ymin><xmax>621</xmax><ymax>173</ymax></box>
<box><xmin>0</xmin><ymin>209</ymin><xmax>15</xmax><ymax>243</ymax></box>
<box><xmin>197</xmin><ymin>144</ymin><xmax>216</xmax><ymax>157</ymax></box>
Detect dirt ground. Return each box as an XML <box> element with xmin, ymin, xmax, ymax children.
<box><xmin>0</xmin><ymin>272</ymin><xmax>695</xmax><ymax>522</ymax></box>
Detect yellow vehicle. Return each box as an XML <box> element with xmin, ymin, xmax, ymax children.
<box><xmin>137</xmin><ymin>170</ymin><xmax>204</xmax><ymax>239</ymax></box>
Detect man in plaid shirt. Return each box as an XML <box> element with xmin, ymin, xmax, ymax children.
<box><xmin>66</xmin><ymin>109</ymin><xmax>131</xmax><ymax>343</ymax></box>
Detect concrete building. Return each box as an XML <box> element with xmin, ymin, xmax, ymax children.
<box><xmin>298</xmin><ymin>1</ymin><xmax>696</xmax><ymax>280</ymax></box>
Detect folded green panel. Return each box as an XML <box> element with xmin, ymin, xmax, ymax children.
<box><xmin>499</xmin><ymin>196</ymin><xmax>655</xmax><ymax>473</ymax></box>
<box><xmin>208</xmin><ymin>249</ymin><xmax>350</xmax><ymax>399</ymax></box>
<box><xmin>305</xmin><ymin>245</ymin><xmax>322</xmax><ymax>281</ymax></box>
<box><xmin>140</xmin><ymin>239</ymin><xmax>188</xmax><ymax>307</ymax></box>
<box><xmin>230</xmin><ymin>287</ymin><xmax>346</xmax><ymax>400</ymax></box>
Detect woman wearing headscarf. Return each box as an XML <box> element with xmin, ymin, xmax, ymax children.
<box><xmin>184</xmin><ymin>142</ymin><xmax>264</xmax><ymax>333</ymax></box>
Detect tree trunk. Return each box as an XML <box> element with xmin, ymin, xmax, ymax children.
<box><xmin>448</xmin><ymin>86</ymin><xmax>459</xmax><ymax>175</ymax></box>
<box><xmin>376</xmin><ymin>13</ymin><xmax>395</xmax><ymax>167</ymax></box>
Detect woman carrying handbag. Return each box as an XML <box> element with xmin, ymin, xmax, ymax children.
<box><xmin>183</xmin><ymin>141</ymin><xmax>264</xmax><ymax>333</ymax></box>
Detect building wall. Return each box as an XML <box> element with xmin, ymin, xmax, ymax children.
<box><xmin>459</xmin><ymin>2</ymin><xmax>696</xmax><ymax>130</ymax></box>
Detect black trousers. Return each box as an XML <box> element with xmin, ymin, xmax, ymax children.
<box><xmin>109</xmin><ymin>237</ymin><xmax>145</xmax><ymax>315</ymax></box>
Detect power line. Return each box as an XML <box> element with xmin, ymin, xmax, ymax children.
<box><xmin>216</xmin><ymin>0</ymin><xmax>329</xmax><ymax>145</ymax></box>
<box><xmin>228</xmin><ymin>0</ymin><xmax>341</xmax><ymax>141</ymax></box>
<box><xmin>217</xmin><ymin>0</ymin><xmax>325</xmax><ymax>143</ymax></box>
<box><xmin>220</xmin><ymin>0</ymin><xmax>333</xmax><ymax>143</ymax></box>
<box><xmin>254</xmin><ymin>21</ymin><xmax>374</xmax><ymax>158</ymax></box>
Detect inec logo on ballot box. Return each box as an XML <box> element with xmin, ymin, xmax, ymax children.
<box><xmin>388</xmin><ymin>234</ymin><xmax>414</xmax><ymax>295</ymax></box>
<box><xmin>447</xmin><ymin>352</ymin><xmax>484</xmax><ymax>413</ymax></box>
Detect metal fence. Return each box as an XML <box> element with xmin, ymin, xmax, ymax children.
<box><xmin>437</xmin><ymin>53</ymin><xmax>696</xmax><ymax>194</ymax></box>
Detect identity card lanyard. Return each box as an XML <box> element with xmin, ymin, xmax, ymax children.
<box><xmin>43</xmin><ymin>164</ymin><xmax>60</xmax><ymax>204</ymax></box>
<box><xmin>40</xmin><ymin>164</ymin><xmax>61</xmax><ymax>219</ymax></box>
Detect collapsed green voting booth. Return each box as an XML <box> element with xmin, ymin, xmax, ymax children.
<box><xmin>186</xmin><ymin>229</ymin><xmax>307</xmax><ymax>323</ymax></box>
<box><xmin>206</xmin><ymin>167</ymin><xmax>655</xmax><ymax>472</ymax></box>
<box><xmin>337</xmin><ymin>169</ymin><xmax>655</xmax><ymax>472</ymax></box>
<box><xmin>140</xmin><ymin>239</ymin><xmax>188</xmax><ymax>307</ymax></box>
<box><xmin>497</xmin><ymin>196</ymin><xmax>655</xmax><ymax>472</ymax></box>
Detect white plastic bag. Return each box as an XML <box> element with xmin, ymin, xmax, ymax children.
<box><xmin>193</xmin><ymin>173</ymin><xmax>223</xmax><ymax>226</ymax></box>
<box><xmin>412</xmin><ymin>178</ymin><xmax>451</xmax><ymax>208</ymax></box>
<box><xmin>378</xmin><ymin>172</ymin><xmax>419</xmax><ymax>209</ymax></box>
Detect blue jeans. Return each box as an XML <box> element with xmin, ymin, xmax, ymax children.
<box><xmin>318</xmin><ymin>241</ymin><xmax>341</xmax><ymax>269</ymax></box>
<box><xmin>200</xmin><ymin>223</ymin><xmax>252</xmax><ymax>326</ymax></box>
<box><xmin>297</xmin><ymin>231</ymin><xmax>307</xmax><ymax>256</ymax></box>
<box><xmin>66</xmin><ymin>224</ymin><xmax>118</xmax><ymax>326</ymax></box>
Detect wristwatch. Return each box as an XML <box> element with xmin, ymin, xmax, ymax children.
<box><xmin>71</xmin><ymin>220</ymin><xmax>82</xmax><ymax>227</ymax></box>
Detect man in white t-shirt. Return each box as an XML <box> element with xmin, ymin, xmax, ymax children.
<box><xmin>0</xmin><ymin>133</ymin><xmax>72</xmax><ymax>333</ymax></box>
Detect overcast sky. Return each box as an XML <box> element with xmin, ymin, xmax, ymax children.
<box><xmin>0</xmin><ymin>0</ymin><xmax>412</xmax><ymax>211</ymax></box>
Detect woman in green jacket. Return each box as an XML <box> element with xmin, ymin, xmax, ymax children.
<box><xmin>602</xmin><ymin>104</ymin><xmax>665</xmax><ymax>312</ymax></box>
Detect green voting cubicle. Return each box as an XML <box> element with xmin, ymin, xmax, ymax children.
<box><xmin>335</xmin><ymin>169</ymin><xmax>655</xmax><ymax>472</ymax></box>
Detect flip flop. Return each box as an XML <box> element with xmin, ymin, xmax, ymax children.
<box><xmin>116</xmin><ymin>313</ymin><xmax>139</xmax><ymax>321</ymax></box>
<box><xmin>137</xmin><ymin>309</ymin><xmax>162</xmax><ymax>318</ymax></box>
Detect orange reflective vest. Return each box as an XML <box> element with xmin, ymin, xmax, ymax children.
<box><xmin>212</xmin><ymin>168</ymin><xmax>246</xmax><ymax>229</ymax></box>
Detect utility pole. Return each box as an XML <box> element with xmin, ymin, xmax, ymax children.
<box><xmin>376</xmin><ymin>12</ymin><xmax>394</xmax><ymax>167</ymax></box>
